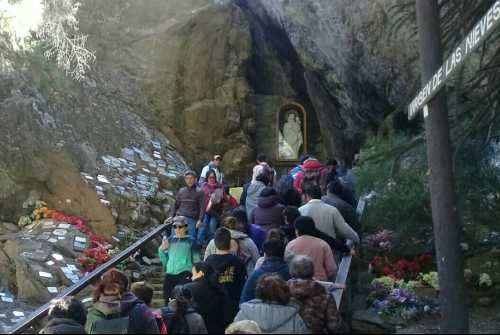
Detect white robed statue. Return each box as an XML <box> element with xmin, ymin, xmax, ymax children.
<box><xmin>279</xmin><ymin>112</ymin><xmax>303</xmax><ymax>160</ymax></box>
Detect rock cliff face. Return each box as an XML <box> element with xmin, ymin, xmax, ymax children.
<box><xmin>0</xmin><ymin>0</ymin><xmax>417</xmax><ymax>225</ymax></box>
<box><xmin>76</xmin><ymin>0</ymin><xmax>417</xmax><ymax>172</ymax></box>
<box><xmin>251</xmin><ymin>0</ymin><xmax>418</xmax><ymax>158</ymax></box>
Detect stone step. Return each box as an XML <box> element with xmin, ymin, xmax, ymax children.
<box><xmin>151</xmin><ymin>298</ymin><xmax>164</xmax><ymax>309</ymax></box>
<box><xmin>151</xmin><ymin>277</ymin><xmax>164</xmax><ymax>284</ymax></box>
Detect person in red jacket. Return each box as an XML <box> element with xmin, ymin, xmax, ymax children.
<box><xmin>294</xmin><ymin>158</ymin><xmax>324</xmax><ymax>194</ymax></box>
<box><xmin>225</xmin><ymin>185</ymin><xmax>239</xmax><ymax>209</ymax></box>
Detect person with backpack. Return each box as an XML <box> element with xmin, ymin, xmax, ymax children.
<box><xmin>161</xmin><ymin>286</ymin><xmax>207</xmax><ymax>334</ymax></box>
<box><xmin>204</xmin><ymin>216</ymin><xmax>260</xmax><ymax>276</ymax></box>
<box><xmin>239</xmin><ymin>239</ymin><xmax>290</xmax><ymax>304</ymax></box>
<box><xmin>40</xmin><ymin>297</ymin><xmax>86</xmax><ymax>334</ymax></box>
<box><xmin>85</xmin><ymin>269</ymin><xmax>159</xmax><ymax>334</ymax></box>
<box><xmin>287</xmin><ymin>154</ymin><xmax>311</xmax><ymax>182</ymax></box>
<box><xmin>197</xmin><ymin>170</ymin><xmax>226</xmax><ymax>247</ymax></box>
<box><xmin>294</xmin><ymin>157</ymin><xmax>324</xmax><ymax>194</ymax></box>
<box><xmin>205</xmin><ymin>228</ymin><xmax>247</xmax><ymax>321</ymax></box>
<box><xmin>130</xmin><ymin>282</ymin><xmax>168</xmax><ymax>334</ymax></box>
<box><xmin>249</xmin><ymin>187</ymin><xmax>285</xmax><ymax>233</ymax></box>
<box><xmin>199</xmin><ymin>155</ymin><xmax>224</xmax><ymax>184</ymax></box>
<box><xmin>159</xmin><ymin>216</ymin><xmax>201</xmax><ymax>303</ymax></box>
<box><xmin>184</xmin><ymin>262</ymin><xmax>231</xmax><ymax>334</ymax></box>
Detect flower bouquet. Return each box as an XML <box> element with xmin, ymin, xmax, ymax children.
<box><xmin>415</xmin><ymin>272</ymin><xmax>439</xmax><ymax>299</ymax></box>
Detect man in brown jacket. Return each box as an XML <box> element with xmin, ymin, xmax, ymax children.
<box><xmin>170</xmin><ymin>170</ymin><xmax>205</xmax><ymax>240</ymax></box>
<box><xmin>288</xmin><ymin>255</ymin><xmax>343</xmax><ymax>333</ymax></box>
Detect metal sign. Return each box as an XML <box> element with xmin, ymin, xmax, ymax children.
<box><xmin>408</xmin><ymin>0</ymin><xmax>500</xmax><ymax>119</ymax></box>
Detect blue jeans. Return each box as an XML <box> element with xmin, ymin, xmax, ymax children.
<box><xmin>197</xmin><ymin>215</ymin><xmax>218</xmax><ymax>246</ymax></box>
<box><xmin>186</xmin><ymin>217</ymin><xmax>197</xmax><ymax>240</ymax></box>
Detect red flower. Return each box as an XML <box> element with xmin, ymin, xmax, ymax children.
<box><xmin>382</xmin><ymin>266</ymin><xmax>394</xmax><ymax>276</ymax></box>
<box><xmin>370</xmin><ymin>256</ymin><xmax>385</xmax><ymax>267</ymax></box>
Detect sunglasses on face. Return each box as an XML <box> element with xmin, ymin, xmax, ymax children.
<box><xmin>174</xmin><ymin>225</ymin><xmax>187</xmax><ymax>229</ymax></box>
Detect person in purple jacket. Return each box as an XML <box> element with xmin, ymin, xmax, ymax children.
<box><xmin>249</xmin><ymin>187</ymin><xmax>285</xmax><ymax>233</ymax></box>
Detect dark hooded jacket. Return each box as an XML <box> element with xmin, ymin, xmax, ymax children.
<box><xmin>184</xmin><ymin>277</ymin><xmax>230</xmax><ymax>334</ymax></box>
<box><xmin>322</xmin><ymin>193</ymin><xmax>360</xmax><ymax>233</ymax></box>
<box><xmin>40</xmin><ymin>318</ymin><xmax>86</xmax><ymax>334</ymax></box>
<box><xmin>234</xmin><ymin>300</ymin><xmax>308</xmax><ymax>334</ymax></box>
<box><xmin>85</xmin><ymin>292</ymin><xmax>159</xmax><ymax>334</ymax></box>
<box><xmin>288</xmin><ymin>279</ymin><xmax>342</xmax><ymax>334</ymax></box>
<box><xmin>250</xmin><ymin>194</ymin><xmax>285</xmax><ymax>233</ymax></box>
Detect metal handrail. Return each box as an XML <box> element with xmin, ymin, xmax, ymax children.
<box><xmin>333</xmin><ymin>196</ymin><xmax>367</xmax><ymax>308</ymax></box>
<box><xmin>9</xmin><ymin>224</ymin><xmax>169</xmax><ymax>334</ymax></box>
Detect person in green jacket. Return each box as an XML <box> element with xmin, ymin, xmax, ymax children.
<box><xmin>159</xmin><ymin>216</ymin><xmax>201</xmax><ymax>304</ymax></box>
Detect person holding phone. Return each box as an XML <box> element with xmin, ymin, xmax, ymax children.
<box><xmin>159</xmin><ymin>216</ymin><xmax>201</xmax><ymax>303</ymax></box>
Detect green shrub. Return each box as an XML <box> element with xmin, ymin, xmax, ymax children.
<box><xmin>357</xmin><ymin>133</ymin><xmax>432</xmax><ymax>256</ymax></box>
<box><xmin>23</xmin><ymin>40</ymin><xmax>74</xmax><ymax>98</ymax></box>
<box><xmin>358</xmin><ymin>129</ymin><xmax>500</xmax><ymax>254</ymax></box>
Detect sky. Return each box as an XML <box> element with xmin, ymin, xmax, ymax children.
<box><xmin>0</xmin><ymin>0</ymin><xmax>43</xmax><ymax>45</ymax></box>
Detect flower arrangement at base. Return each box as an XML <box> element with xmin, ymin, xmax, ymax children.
<box><xmin>368</xmin><ymin>279</ymin><xmax>419</xmax><ymax>321</ymax></box>
<box><xmin>368</xmin><ymin>276</ymin><xmax>441</xmax><ymax>322</ymax></box>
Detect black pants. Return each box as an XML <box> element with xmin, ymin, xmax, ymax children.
<box><xmin>163</xmin><ymin>271</ymin><xmax>192</xmax><ymax>304</ymax></box>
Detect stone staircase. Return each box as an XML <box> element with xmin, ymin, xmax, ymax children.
<box><xmin>150</xmin><ymin>271</ymin><xmax>165</xmax><ymax>309</ymax></box>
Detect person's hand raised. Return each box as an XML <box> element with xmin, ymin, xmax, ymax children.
<box><xmin>161</xmin><ymin>238</ymin><xmax>170</xmax><ymax>251</ymax></box>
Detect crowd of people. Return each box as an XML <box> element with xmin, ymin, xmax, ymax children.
<box><xmin>40</xmin><ymin>153</ymin><xmax>361</xmax><ymax>334</ymax></box>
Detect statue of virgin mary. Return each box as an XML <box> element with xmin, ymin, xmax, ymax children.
<box><xmin>279</xmin><ymin>111</ymin><xmax>303</xmax><ymax>160</ymax></box>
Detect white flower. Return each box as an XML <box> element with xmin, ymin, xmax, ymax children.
<box><xmin>479</xmin><ymin>273</ymin><xmax>493</xmax><ymax>288</ymax></box>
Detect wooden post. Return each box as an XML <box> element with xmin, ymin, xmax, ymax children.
<box><xmin>415</xmin><ymin>1</ymin><xmax>469</xmax><ymax>333</ymax></box>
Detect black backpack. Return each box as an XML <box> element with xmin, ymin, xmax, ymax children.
<box><xmin>161</xmin><ymin>307</ymin><xmax>198</xmax><ymax>334</ymax></box>
<box><xmin>89</xmin><ymin>303</ymin><xmax>145</xmax><ymax>334</ymax></box>
<box><xmin>90</xmin><ymin>313</ymin><xmax>130</xmax><ymax>334</ymax></box>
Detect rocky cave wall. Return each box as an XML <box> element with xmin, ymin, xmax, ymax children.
<box><xmin>0</xmin><ymin>0</ymin><xmax>419</xmax><ymax>225</ymax></box>
<box><xmin>75</xmin><ymin>0</ymin><xmax>418</xmax><ymax>177</ymax></box>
